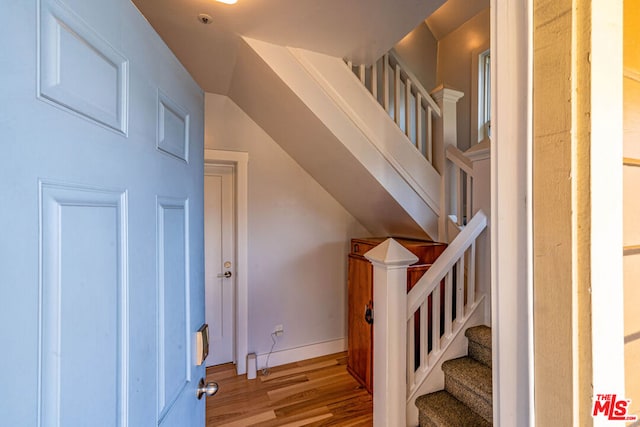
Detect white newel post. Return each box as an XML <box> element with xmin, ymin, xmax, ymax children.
<box><xmin>465</xmin><ymin>138</ymin><xmax>491</xmax><ymax>323</ymax></box>
<box><xmin>365</xmin><ymin>239</ymin><xmax>418</xmax><ymax>427</ymax></box>
<box><xmin>431</xmin><ymin>85</ymin><xmax>464</xmax><ymax>242</ymax></box>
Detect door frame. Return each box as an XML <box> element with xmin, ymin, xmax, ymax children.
<box><xmin>491</xmin><ymin>0</ymin><xmax>625</xmax><ymax>424</ymax></box>
<box><xmin>204</xmin><ymin>149</ymin><xmax>249</xmax><ymax>374</ymax></box>
<box><xmin>490</xmin><ymin>0</ymin><xmax>533</xmax><ymax>425</ymax></box>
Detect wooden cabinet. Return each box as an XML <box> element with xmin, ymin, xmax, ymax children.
<box><xmin>347</xmin><ymin>237</ymin><xmax>446</xmax><ymax>393</ymax></box>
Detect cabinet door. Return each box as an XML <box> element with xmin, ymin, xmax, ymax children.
<box><xmin>347</xmin><ymin>255</ymin><xmax>373</xmax><ymax>392</ymax></box>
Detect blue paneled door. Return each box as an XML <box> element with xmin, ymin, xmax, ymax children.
<box><xmin>0</xmin><ymin>0</ymin><xmax>206</xmax><ymax>426</ymax></box>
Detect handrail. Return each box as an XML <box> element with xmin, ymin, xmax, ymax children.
<box><xmin>407</xmin><ymin>210</ymin><xmax>487</xmax><ymax>316</ymax></box>
<box><xmin>446</xmin><ymin>145</ymin><xmax>473</xmax><ymax>176</ymax></box>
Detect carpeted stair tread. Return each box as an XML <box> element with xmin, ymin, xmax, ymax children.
<box><xmin>442</xmin><ymin>357</ymin><xmax>492</xmax><ymax>398</ymax></box>
<box><xmin>442</xmin><ymin>357</ymin><xmax>492</xmax><ymax>422</ymax></box>
<box><xmin>465</xmin><ymin>326</ymin><xmax>491</xmax><ymax>349</ymax></box>
<box><xmin>416</xmin><ymin>390</ymin><xmax>492</xmax><ymax>427</ymax></box>
<box><xmin>465</xmin><ymin>325</ymin><xmax>492</xmax><ymax>368</ymax></box>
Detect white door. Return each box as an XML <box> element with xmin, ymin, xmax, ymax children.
<box><xmin>204</xmin><ymin>164</ymin><xmax>236</xmax><ymax>366</ymax></box>
<box><xmin>0</xmin><ymin>0</ymin><xmax>206</xmax><ymax>425</ymax></box>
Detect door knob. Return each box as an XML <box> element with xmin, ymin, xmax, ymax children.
<box><xmin>216</xmin><ymin>271</ymin><xmax>232</xmax><ymax>278</ymax></box>
<box><xmin>196</xmin><ymin>378</ymin><xmax>219</xmax><ymax>400</ymax></box>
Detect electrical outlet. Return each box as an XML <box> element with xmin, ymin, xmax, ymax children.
<box><xmin>273</xmin><ymin>324</ymin><xmax>284</xmax><ymax>336</ymax></box>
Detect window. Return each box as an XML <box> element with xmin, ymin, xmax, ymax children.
<box><xmin>478</xmin><ymin>49</ymin><xmax>491</xmax><ymax>141</ymax></box>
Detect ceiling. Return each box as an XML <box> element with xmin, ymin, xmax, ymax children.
<box><xmin>425</xmin><ymin>0</ymin><xmax>490</xmax><ymax>40</ymax></box>
<box><xmin>131</xmin><ymin>0</ymin><xmax>446</xmax><ymax>95</ymax></box>
<box><xmin>128</xmin><ymin>0</ymin><xmax>489</xmax><ymax>236</ymax></box>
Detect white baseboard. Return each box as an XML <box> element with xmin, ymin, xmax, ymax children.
<box><xmin>255</xmin><ymin>338</ymin><xmax>346</xmax><ymax>370</ymax></box>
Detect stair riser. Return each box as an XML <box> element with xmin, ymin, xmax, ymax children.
<box><xmin>416</xmin><ymin>391</ymin><xmax>492</xmax><ymax>427</ymax></box>
<box><xmin>445</xmin><ymin>376</ymin><xmax>492</xmax><ymax>423</ymax></box>
<box><xmin>468</xmin><ymin>340</ymin><xmax>492</xmax><ymax>368</ymax></box>
<box><xmin>418</xmin><ymin>414</ymin><xmax>438</xmax><ymax>427</ymax></box>
<box><xmin>416</xmin><ymin>327</ymin><xmax>494</xmax><ymax>426</ymax></box>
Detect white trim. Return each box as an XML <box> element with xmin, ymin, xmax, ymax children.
<box><xmin>204</xmin><ymin>149</ymin><xmax>249</xmax><ymax>375</ymax></box>
<box><xmin>470</xmin><ymin>43</ymin><xmax>491</xmax><ymax>146</ymax></box>
<box><xmin>255</xmin><ymin>338</ymin><xmax>346</xmax><ymax>370</ymax></box>
<box><xmin>590</xmin><ymin>0</ymin><xmax>625</xmax><ymax>411</ymax></box>
<box><xmin>490</xmin><ymin>0</ymin><xmax>534</xmax><ymax>426</ymax></box>
<box><xmin>464</xmin><ymin>138</ymin><xmax>491</xmax><ymax>162</ymax></box>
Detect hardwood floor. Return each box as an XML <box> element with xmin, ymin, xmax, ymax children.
<box><xmin>205</xmin><ymin>352</ymin><xmax>373</xmax><ymax>426</ymax></box>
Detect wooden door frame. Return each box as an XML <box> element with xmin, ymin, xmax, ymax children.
<box><xmin>204</xmin><ymin>149</ymin><xmax>249</xmax><ymax>374</ymax></box>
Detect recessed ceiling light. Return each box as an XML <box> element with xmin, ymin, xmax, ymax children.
<box><xmin>216</xmin><ymin>0</ymin><xmax>237</xmax><ymax>4</ymax></box>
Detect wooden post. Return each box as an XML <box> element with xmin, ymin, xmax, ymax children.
<box><xmin>465</xmin><ymin>139</ymin><xmax>490</xmax><ymax>322</ymax></box>
<box><xmin>365</xmin><ymin>239</ymin><xmax>418</xmax><ymax>427</ymax></box>
<box><xmin>431</xmin><ymin>85</ymin><xmax>464</xmax><ymax>242</ymax></box>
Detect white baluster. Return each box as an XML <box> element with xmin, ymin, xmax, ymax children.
<box><xmin>407</xmin><ymin>317</ymin><xmax>415</xmax><ymax>391</ymax></box>
<box><xmin>432</xmin><ymin>284</ymin><xmax>441</xmax><ymax>354</ymax></box>
<box><xmin>416</xmin><ymin>93</ymin><xmax>423</xmax><ymax>155</ymax></box>
<box><xmin>383</xmin><ymin>54</ymin><xmax>389</xmax><ymax>113</ymax></box>
<box><xmin>405</xmin><ymin>78</ymin><xmax>412</xmax><ymax>142</ymax></box>
<box><xmin>394</xmin><ymin>63</ymin><xmax>401</xmax><ymax>126</ymax></box>
<box><xmin>427</xmin><ymin>106</ymin><xmax>433</xmax><ymax>163</ymax></box>
<box><xmin>359</xmin><ymin>64</ymin><xmax>365</xmax><ymax>84</ymax></box>
<box><xmin>455</xmin><ymin>166</ymin><xmax>463</xmax><ymax>226</ymax></box>
<box><xmin>371</xmin><ymin>60</ymin><xmax>378</xmax><ymax>99</ymax></box>
<box><xmin>467</xmin><ymin>242</ymin><xmax>476</xmax><ymax>314</ymax></box>
<box><xmin>444</xmin><ymin>271</ymin><xmax>453</xmax><ymax>337</ymax></box>
<box><xmin>456</xmin><ymin>258</ymin><xmax>464</xmax><ymax>323</ymax></box>
<box><xmin>420</xmin><ymin>299</ymin><xmax>428</xmax><ymax>368</ymax></box>
<box><xmin>466</xmin><ymin>174</ymin><xmax>473</xmax><ymax>225</ymax></box>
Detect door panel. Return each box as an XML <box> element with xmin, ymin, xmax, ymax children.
<box><xmin>40</xmin><ymin>184</ymin><xmax>126</xmax><ymax>427</ymax></box>
<box><xmin>39</xmin><ymin>0</ymin><xmax>128</xmax><ymax>134</ymax></box>
<box><xmin>158</xmin><ymin>199</ymin><xmax>190</xmax><ymax>422</ymax></box>
<box><xmin>0</xmin><ymin>0</ymin><xmax>205</xmax><ymax>425</ymax></box>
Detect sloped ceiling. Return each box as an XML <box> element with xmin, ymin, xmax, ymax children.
<box><xmin>425</xmin><ymin>0</ymin><xmax>490</xmax><ymax>40</ymax></box>
<box><xmin>131</xmin><ymin>0</ymin><xmax>445</xmax><ymax>94</ymax></box>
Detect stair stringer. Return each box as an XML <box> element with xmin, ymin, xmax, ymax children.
<box><xmin>232</xmin><ymin>37</ymin><xmax>441</xmax><ymax>238</ymax></box>
<box><xmin>405</xmin><ymin>297</ymin><xmax>487</xmax><ymax>427</ymax></box>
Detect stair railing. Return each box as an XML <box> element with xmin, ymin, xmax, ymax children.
<box><xmin>346</xmin><ymin>49</ymin><xmax>441</xmax><ymax>166</ymax></box>
<box><xmin>347</xmin><ymin>53</ymin><xmax>465</xmax><ymax>241</ymax></box>
<box><xmin>405</xmin><ymin>211</ymin><xmax>487</xmax><ymax>398</ymax></box>
<box><xmin>446</xmin><ymin>145</ymin><xmax>474</xmax><ymax>228</ymax></box>
<box><xmin>364</xmin><ymin>210</ymin><xmax>487</xmax><ymax>427</ymax></box>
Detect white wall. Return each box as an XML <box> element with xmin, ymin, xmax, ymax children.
<box><xmin>204</xmin><ymin>93</ymin><xmax>371</xmax><ymax>362</ymax></box>
<box><xmin>393</xmin><ymin>22</ymin><xmax>438</xmax><ymax>91</ymax></box>
<box><xmin>436</xmin><ymin>8</ymin><xmax>490</xmax><ymax>151</ymax></box>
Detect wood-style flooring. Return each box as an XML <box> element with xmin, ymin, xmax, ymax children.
<box><xmin>205</xmin><ymin>352</ymin><xmax>373</xmax><ymax>426</ymax></box>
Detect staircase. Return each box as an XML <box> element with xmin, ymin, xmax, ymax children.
<box><xmin>415</xmin><ymin>325</ymin><xmax>492</xmax><ymax>426</ymax></box>
<box><xmin>227</xmin><ymin>28</ymin><xmax>492</xmax><ymax>426</ymax></box>
<box><xmin>230</xmin><ymin>37</ymin><xmax>469</xmax><ymax>239</ymax></box>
